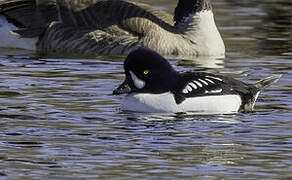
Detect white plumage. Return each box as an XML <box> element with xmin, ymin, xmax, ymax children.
<box><xmin>122</xmin><ymin>92</ymin><xmax>242</xmax><ymax>114</ymax></box>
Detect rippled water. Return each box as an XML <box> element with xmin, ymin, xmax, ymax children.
<box><xmin>0</xmin><ymin>0</ymin><xmax>291</xmax><ymax>179</ymax></box>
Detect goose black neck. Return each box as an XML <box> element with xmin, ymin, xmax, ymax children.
<box><xmin>174</xmin><ymin>0</ymin><xmax>212</xmax><ymax>24</ymax></box>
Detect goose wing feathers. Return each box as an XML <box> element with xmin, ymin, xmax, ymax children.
<box><xmin>56</xmin><ymin>0</ymin><xmax>175</xmax><ymax>31</ymax></box>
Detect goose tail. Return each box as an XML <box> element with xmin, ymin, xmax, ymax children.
<box><xmin>0</xmin><ymin>0</ymin><xmax>56</xmax><ymax>38</ymax></box>
<box><xmin>0</xmin><ymin>0</ymin><xmax>57</xmax><ymax>50</ymax></box>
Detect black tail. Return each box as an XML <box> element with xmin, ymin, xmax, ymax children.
<box><xmin>254</xmin><ymin>75</ymin><xmax>282</xmax><ymax>90</ymax></box>
<box><xmin>241</xmin><ymin>74</ymin><xmax>282</xmax><ymax>112</ymax></box>
<box><xmin>0</xmin><ymin>0</ymin><xmax>56</xmax><ymax>37</ymax></box>
<box><xmin>0</xmin><ymin>0</ymin><xmax>38</xmax><ymax>28</ymax></box>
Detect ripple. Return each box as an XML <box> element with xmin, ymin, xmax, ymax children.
<box><xmin>0</xmin><ymin>0</ymin><xmax>291</xmax><ymax>179</ymax></box>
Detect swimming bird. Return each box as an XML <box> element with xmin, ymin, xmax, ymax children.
<box><xmin>0</xmin><ymin>0</ymin><xmax>225</xmax><ymax>56</ymax></box>
<box><xmin>113</xmin><ymin>48</ymin><xmax>281</xmax><ymax>113</ymax></box>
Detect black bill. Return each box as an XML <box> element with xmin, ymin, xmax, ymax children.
<box><xmin>113</xmin><ymin>80</ymin><xmax>132</xmax><ymax>95</ymax></box>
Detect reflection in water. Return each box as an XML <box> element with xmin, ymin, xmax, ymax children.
<box><xmin>111</xmin><ymin>112</ymin><xmax>245</xmax><ymax>170</ymax></box>
<box><xmin>122</xmin><ymin>111</ymin><xmax>243</xmax><ymax>124</ymax></box>
<box><xmin>225</xmin><ymin>0</ymin><xmax>292</xmax><ymax>56</ymax></box>
<box><xmin>0</xmin><ymin>48</ymin><xmax>36</xmax><ymax>57</ymax></box>
<box><xmin>257</xmin><ymin>1</ymin><xmax>292</xmax><ymax>56</ymax></box>
<box><xmin>0</xmin><ymin>0</ymin><xmax>291</xmax><ymax>179</ymax></box>
<box><xmin>176</xmin><ymin>56</ymin><xmax>225</xmax><ymax>69</ymax></box>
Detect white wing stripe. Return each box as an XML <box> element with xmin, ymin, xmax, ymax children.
<box><xmin>188</xmin><ymin>82</ymin><xmax>197</xmax><ymax>89</ymax></box>
<box><xmin>198</xmin><ymin>79</ymin><xmax>208</xmax><ymax>85</ymax></box>
<box><xmin>205</xmin><ymin>76</ymin><xmax>223</xmax><ymax>81</ymax></box>
<box><xmin>205</xmin><ymin>78</ymin><xmax>215</xmax><ymax>84</ymax></box>
<box><xmin>193</xmin><ymin>80</ymin><xmax>203</xmax><ymax>87</ymax></box>
<box><xmin>210</xmin><ymin>89</ymin><xmax>222</xmax><ymax>93</ymax></box>
<box><xmin>187</xmin><ymin>85</ymin><xmax>192</xmax><ymax>92</ymax></box>
<box><xmin>182</xmin><ymin>76</ymin><xmax>223</xmax><ymax>94</ymax></box>
<box><xmin>182</xmin><ymin>88</ymin><xmax>188</xmax><ymax>94</ymax></box>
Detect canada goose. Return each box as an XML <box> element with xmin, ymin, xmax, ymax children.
<box><xmin>0</xmin><ymin>0</ymin><xmax>225</xmax><ymax>56</ymax></box>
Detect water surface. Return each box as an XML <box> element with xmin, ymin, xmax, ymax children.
<box><xmin>0</xmin><ymin>0</ymin><xmax>291</xmax><ymax>179</ymax></box>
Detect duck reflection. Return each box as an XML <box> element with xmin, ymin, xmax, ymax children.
<box><xmin>123</xmin><ymin>111</ymin><xmax>241</xmax><ymax>123</ymax></box>
<box><xmin>120</xmin><ymin>112</ymin><xmax>244</xmax><ymax>167</ymax></box>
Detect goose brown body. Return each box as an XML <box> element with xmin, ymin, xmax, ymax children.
<box><xmin>0</xmin><ymin>0</ymin><xmax>225</xmax><ymax>56</ymax></box>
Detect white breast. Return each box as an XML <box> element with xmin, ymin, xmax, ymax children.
<box><xmin>185</xmin><ymin>10</ymin><xmax>225</xmax><ymax>56</ymax></box>
<box><xmin>0</xmin><ymin>15</ymin><xmax>38</xmax><ymax>50</ymax></box>
<box><xmin>121</xmin><ymin>92</ymin><xmax>242</xmax><ymax>114</ymax></box>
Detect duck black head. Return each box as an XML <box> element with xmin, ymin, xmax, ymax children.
<box><xmin>113</xmin><ymin>48</ymin><xmax>179</xmax><ymax>95</ymax></box>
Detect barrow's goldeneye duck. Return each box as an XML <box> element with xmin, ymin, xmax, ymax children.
<box><xmin>113</xmin><ymin>48</ymin><xmax>282</xmax><ymax>114</ymax></box>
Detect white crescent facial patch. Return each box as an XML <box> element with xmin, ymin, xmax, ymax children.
<box><xmin>129</xmin><ymin>71</ymin><xmax>145</xmax><ymax>89</ymax></box>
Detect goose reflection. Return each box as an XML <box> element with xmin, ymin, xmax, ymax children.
<box><xmin>225</xmin><ymin>0</ymin><xmax>292</xmax><ymax>56</ymax></box>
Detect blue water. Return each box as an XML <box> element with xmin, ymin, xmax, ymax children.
<box><xmin>0</xmin><ymin>0</ymin><xmax>291</xmax><ymax>179</ymax></box>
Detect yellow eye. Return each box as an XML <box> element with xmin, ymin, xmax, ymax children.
<box><xmin>143</xmin><ymin>70</ymin><xmax>149</xmax><ymax>75</ymax></box>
